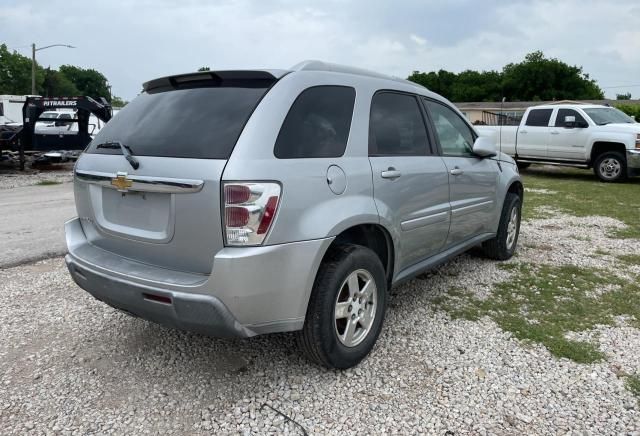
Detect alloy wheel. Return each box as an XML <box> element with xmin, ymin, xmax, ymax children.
<box><xmin>334</xmin><ymin>269</ymin><xmax>378</xmax><ymax>347</ymax></box>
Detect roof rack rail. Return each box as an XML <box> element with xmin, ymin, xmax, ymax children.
<box><xmin>290</xmin><ymin>60</ymin><xmax>425</xmax><ymax>88</ymax></box>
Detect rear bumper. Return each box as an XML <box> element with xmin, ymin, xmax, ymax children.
<box><xmin>66</xmin><ymin>255</ymin><xmax>253</xmax><ymax>337</ymax></box>
<box><xmin>627</xmin><ymin>150</ymin><xmax>640</xmax><ymax>177</ymax></box>
<box><xmin>65</xmin><ymin>218</ymin><xmax>333</xmax><ymax>338</ymax></box>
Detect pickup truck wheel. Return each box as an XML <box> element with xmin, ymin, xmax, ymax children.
<box><xmin>516</xmin><ymin>162</ymin><xmax>531</xmax><ymax>170</ymax></box>
<box><xmin>481</xmin><ymin>193</ymin><xmax>521</xmax><ymax>260</ymax></box>
<box><xmin>594</xmin><ymin>151</ymin><xmax>628</xmax><ymax>182</ymax></box>
<box><xmin>297</xmin><ymin>244</ymin><xmax>387</xmax><ymax>369</ymax></box>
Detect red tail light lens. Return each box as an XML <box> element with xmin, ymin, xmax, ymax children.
<box><xmin>225</xmin><ymin>206</ymin><xmax>250</xmax><ymax>227</ymax></box>
<box><xmin>224</xmin><ymin>184</ymin><xmax>251</xmax><ymax>204</ymax></box>
<box><xmin>223</xmin><ymin>182</ymin><xmax>281</xmax><ymax>246</ymax></box>
<box><xmin>257</xmin><ymin>196</ymin><xmax>279</xmax><ymax>234</ymax></box>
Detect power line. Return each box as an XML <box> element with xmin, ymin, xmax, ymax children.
<box><xmin>601</xmin><ymin>84</ymin><xmax>640</xmax><ymax>89</ymax></box>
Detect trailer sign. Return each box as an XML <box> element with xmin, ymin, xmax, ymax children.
<box><xmin>44</xmin><ymin>100</ymin><xmax>77</xmax><ymax>107</ymax></box>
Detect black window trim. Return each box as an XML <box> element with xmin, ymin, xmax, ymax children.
<box><xmin>553</xmin><ymin>107</ymin><xmax>588</xmax><ymax>128</ymax></box>
<box><xmin>525</xmin><ymin>108</ymin><xmax>554</xmax><ymax>127</ymax></box>
<box><xmin>368</xmin><ymin>89</ymin><xmax>435</xmax><ymax>157</ymax></box>
<box><xmin>273</xmin><ymin>84</ymin><xmax>356</xmax><ymax>160</ymax></box>
<box><xmin>421</xmin><ymin>97</ymin><xmax>479</xmax><ymax>159</ymax></box>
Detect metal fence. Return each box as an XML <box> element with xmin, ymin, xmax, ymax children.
<box><xmin>479</xmin><ymin>110</ymin><xmax>524</xmax><ymax>126</ymax></box>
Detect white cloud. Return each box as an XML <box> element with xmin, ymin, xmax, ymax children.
<box><xmin>1</xmin><ymin>0</ymin><xmax>638</xmax><ymax>99</ymax></box>
<box><xmin>410</xmin><ymin>34</ymin><xmax>427</xmax><ymax>46</ymax></box>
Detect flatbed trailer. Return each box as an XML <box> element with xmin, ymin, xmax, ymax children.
<box><xmin>0</xmin><ymin>96</ymin><xmax>112</xmax><ymax>170</ymax></box>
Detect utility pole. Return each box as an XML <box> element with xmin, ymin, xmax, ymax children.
<box><xmin>31</xmin><ymin>43</ymin><xmax>36</xmax><ymax>95</ymax></box>
<box><xmin>30</xmin><ymin>43</ymin><xmax>76</xmax><ymax>95</ymax></box>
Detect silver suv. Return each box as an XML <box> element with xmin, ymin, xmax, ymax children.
<box><xmin>66</xmin><ymin>61</ymin><xmax>523</xmax><ymax>369</ymax></box>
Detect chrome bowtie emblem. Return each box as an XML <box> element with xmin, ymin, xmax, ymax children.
<box><xmin>111</xmin><ymin>172</ymin><xmax>132</xmax><ymax>192</ymax></box>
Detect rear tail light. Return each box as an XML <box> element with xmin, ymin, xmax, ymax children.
<box><xmin>224</xmin><ymin>184</ymin><xmax>252</xmax><ymax>204</ymax></box>
<box><xmin>223</xmin><ymin>182</ymin><xmax>281</xmax><ymax>246</ymax></box>
<box><xmin>636</xmin><ymin>134</ymin><xmax>640</xmax><ymax>149</ymax></box>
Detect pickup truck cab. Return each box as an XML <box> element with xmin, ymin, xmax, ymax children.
<box><xmin>476</xmin><ymin>104</ymin><xmax>640</xmax><ymax>182</ymax></box>
<box><xmin>35</xmin><ymin>110</ymin><xmax>76</xmax><ymax>135</ymax></box>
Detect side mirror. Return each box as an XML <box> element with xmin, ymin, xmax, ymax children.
<box><xmin>564</xmin><ymin>115</ymin><xmax>576</xmax><ymax>128</ymax></box>
<box><xmin>472</xmin><ymin>136</ymin><xmax>497</xmax><ymax>158</ymax></box>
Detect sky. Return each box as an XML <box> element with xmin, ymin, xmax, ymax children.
<box><xmin>2</xmin><ymin>0</ymin><xmax>639</xmax><ymax>100</ymax></box>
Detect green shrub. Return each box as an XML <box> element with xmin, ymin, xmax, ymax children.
<box><xmin>615</xmin><ymin>104</ymin><xmax>640</xmax><ymax>121</ymax></box>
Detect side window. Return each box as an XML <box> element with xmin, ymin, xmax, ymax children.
<box><xmin>274</xmin><ymin>86</ymin><xmax>355</xmax><ymax>159</ymax></box>
<box><xmin>555</xmin><ymin>109</ymin><xmax>587</xmax><ymax>127</ymax></box>
<box><xmin>424</xmin><ymin>99</ymin><xmax>475</xmax><ymax>157</ymax></box>
<box><xmin>369</xmin><ymin>92</ymin><xmax>430</xmax><ymax>156</ymax></box>
<box><xmin>57</xmin><ymin>113</ymin><xmax>72</xmax><ymax>126</ymax></box>
<box><xmin>525</xmin><ymin>109</ymin><xmax>553</xmax><ymax>127</ymax></box>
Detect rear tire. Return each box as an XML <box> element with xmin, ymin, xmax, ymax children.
<box><xmin>593</xmin><ymin>151</ymin><xmax>627</xmax><ymax>183</ymax></box>
<box><xmin>482</xmin><ymin>193</ymin><xmax>521</xmax><ymax>260</ymax></box>
<box><xmin>516</xmin><ymin>161</ymin><xmax>531</xmax><ymax>170</ymax></box>
<box><xmin>297</xmin><ymin>244</ymin><xmax>387</xmax><ymax>369</ymax></box>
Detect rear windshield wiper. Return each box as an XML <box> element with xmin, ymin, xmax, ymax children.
<box><xmin>96</xmin><ymin>141</ymin><xmax>140</xmax><ymax>170</ymax></box>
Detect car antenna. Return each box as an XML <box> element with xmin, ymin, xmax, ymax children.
<box><xmin>499</xmin><ymin>96</ymin><xmax>506</xmax><ymax>157</ymax></box>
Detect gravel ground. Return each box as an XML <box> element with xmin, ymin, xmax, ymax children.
<box><xmin>0</xmin><ymin>166</ymin><xmax>73</xmax><ymax>190</ymax></box>
<box><xmin>1</xmin><ymin>209</ymin><xmax>639</xmax><ymax>435</ymax></box>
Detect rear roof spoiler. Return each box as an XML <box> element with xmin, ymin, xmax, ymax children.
<box><xmin>143</xmin><ymin>69</ymin><xmax>289</xmax><ymax>93</ymax></box>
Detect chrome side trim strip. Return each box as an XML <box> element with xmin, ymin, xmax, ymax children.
<box><xmin>451</xmin><ymin>200</ymin><xmax>493</xmax><ymax>218</ymax></box>
<box><xmin>401</xmin><ymin>211</ymin><xmax>449</xmax><ymax>231</ymax></box>
<box><xmin>75</xmin><ymin>170</ymin><xmax>204</xmax><ymax>194</ymax></box>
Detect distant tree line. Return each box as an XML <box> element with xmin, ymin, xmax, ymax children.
<box><xmin>408</xmin><ymin>51</ymin><xmax>605</xmax><ymax>102</ymax></box>
<box><xmin>0</xmin><ymin>44</ymin><xmax>127</xmax><ymax>106</ymax></box>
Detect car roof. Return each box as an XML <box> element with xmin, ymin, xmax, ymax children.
<box><xmin>529</xmin><ymin>104</ymin><xmax>612</xmax><ymax>110</ymax></box>
<box><xmin>144</xmin><ymin>60</ymin><xmax>440</xmax><ymax>99</ymax></box>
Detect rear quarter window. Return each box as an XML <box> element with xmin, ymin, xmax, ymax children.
<box><xmin>274</xmin><ymin>86</ymin><xmax>356</xmax><ymax>159</ymax></box>
<box><xmin>86</xmin><ymin>85</ymin><xmax>271</xmax><ymax>159</ymax></box>
<box><xmin>525</xmin><ymin>109</ymin><xmax>553</xmax><ymax>127</ymax></box>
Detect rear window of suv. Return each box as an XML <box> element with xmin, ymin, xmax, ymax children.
<box><xmin>86</xmin><ymin>84</ymin><xmax>271</xmax><ymax>159</ymax></box>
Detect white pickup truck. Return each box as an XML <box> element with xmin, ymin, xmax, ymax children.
<box><xmin>476</xmin><ymin>104</ymin><xmax>640</xmax><ymax>182</ymax></box>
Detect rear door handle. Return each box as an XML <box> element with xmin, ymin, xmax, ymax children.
<box><xmin>381</xmin><ymin>168</ymin><xmax>401</xmax><ymax>179</ymax></box>
<box><xmin>550</xmin><ymin>131</ymin><xmax>560</xmax><ymax>135</ymax></box>
<box><xmin>519</xmin><ymin>130</ymin><xmax>528</xmax><ymax>134</ymax></box>
<box><xmin>450</xmin><ymin>167</ymin><xmax>464</xmax><ymax>176</ymax></box>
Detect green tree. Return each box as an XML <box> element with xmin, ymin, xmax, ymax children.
<box><xmin>59</xmin><ymin>65</ymin><xmax>110</xmax><ymax>100</ymax></box>
<box><xmin>451</xmin><ymin>70</ymin><xmax>503</xmax><ymax>102</ymax></box>
<box><xmin>407</xmin><ymin>51</ymin><xmax>605</xmax><ymax>102</ymax></box>
<box><xmin>42</xmin><ymin>67</ymin><xmax>79</xmax><ymax>97</ymax></box>
<box><xmin>0</xmin><ymin>44</ymin><xmax>42</xmax><ymax>95</ymax></box>
<box><xmin>0</xmin><ymin>43</ymin><xmax>119</xmax><ymax>101</ymax></box>
<box><xmin>502</xmin><ymin>51</ymin><xmax>604</xmax><ymax>101</ymax></box>
<box><xmin>408</xmin><ymin>69</ymin><xmax>457</xmax><ymax>98</ymax></box>
<box><xmin>616</xmin><ymin>92</ymin><xmax>632</xmax><ymax>100</ymax></box>
<box><xmin>615</xmin><ymin>104</ymin><xmax>640</xmax><ymax>120</ymax></box>
<box><xmin>110</xmin><ymin>95</ymin><xmax>128</xmax><ymax>107</ymax></box>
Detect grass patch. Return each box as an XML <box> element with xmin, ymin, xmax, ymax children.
<box><xmin>36</xmin><ymin>179</ymin><xmax>62</xmax><ymax>186</ymax></box>
<box><xmin>520</xmin><ymin>167</ymin><xmax>640</xmax><ymax>238</ymax></box>
<box><xmin>625</xmin><ymin>375</ymin><xmax>640</xmax><ymax>401</ymax></box>
<box><xmin>434</xmin><ymin>263</ymin><xmax>640</xmax><ymax>363</ymax></box>
<box><xmin>571</xmin><ymin>235</ymin><xmax>592</xmax><ymax>242</ymax></box>
<box><xmin>618</xmin><ymin>254</ymin><xmax>640</xmax><ymax>266</ymax></box>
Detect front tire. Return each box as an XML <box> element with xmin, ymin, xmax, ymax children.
<box><xmin>297</xmin><ymin>244</ymin><xmax>387</xmax><ymax>369</ymax></box>
<box><xmin>594</xmin><ymin>151</ymin><xmax>627</xmax><ymax>183</ymax></box>
<box><xmin>482</xmin><ymin>193</ymin><xmax>521</xmax><ymax>260</ymax></box>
